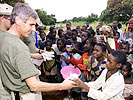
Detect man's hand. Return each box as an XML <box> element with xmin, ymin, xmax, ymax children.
<box><xmin>60</xmin><ymin>78</ymin><xmax>77</xmax><ymax>90</ymax></box>
<box><xmin>31</xmin><ymin>53</ymin><xmax>43</xmax><ymax>60</ymax></box>
<box><xmin>40</xmin><ymin>50</ymin><xmax>45</xmax><ymax>54</ymax></box>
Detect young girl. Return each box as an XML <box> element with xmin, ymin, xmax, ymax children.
<box><xmin>60</xmin><ymin>40</ymin><xmax>73</xmax><ymax>68</ymax></box>
<box><xmin>38</xmin><ymin>31</ymin><xmax>46</xmax><ymax>50</ymax></box>
<box><xmin>113</xmin><ymin>31</ymin><xmax>121</xmax><ymax>50</ymax></box>
<box><xmin>121</xmin><ymin>62</ymin><xmax>133</xmax><ymax>100</ymax></box>
<box><xmin>74</xmin><ymin>50</ymin><xmax>126</xmax><ymax>100</ymax></box>
<box><xmin>53</xmin><ymin>39</ymin><xmax>66</xmax><ymax>82</ymax></box>
<box><xmin>86</xmin><ymin>43</ymin><xmax>107</xmax><ymax>82</ymax></box>
<box><xmin>44</xmin><ymin>40</ymin><xmax>57</xmax><ymax>83</ymax></box>
<box><xmin>119</xmin><ymin>41</ymin><xmax>132</xmax><ymax>63</ymax></box>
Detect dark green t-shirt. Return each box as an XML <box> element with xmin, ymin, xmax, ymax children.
<box><xmin>0</xmin><ymin>31</ymin><xmax>39</xmax><ymax>93</ymax></box>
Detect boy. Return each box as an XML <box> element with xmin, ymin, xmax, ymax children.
<box><xmin>74</xmin><ymin>51</ymin><xmax>126</xmax><ymax>100</ymax></box>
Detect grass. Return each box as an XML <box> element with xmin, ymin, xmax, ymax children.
<box><xmin>45</xmin><ymin>21</ymin><xmax>126</xmax><ymax>33</ymax></box>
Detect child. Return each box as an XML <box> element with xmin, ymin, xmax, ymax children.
<box><xmin>99</xmin><ymin>26</ymin><xmax>115</xmax><ymax>53</ymax></box>
<box><xmin>73</xmin><ymin>30</ymin><xmax>91</xmax><ymax>55</ymax></box>
<box><xmin>44</xmin><ymin>40</ymin><xmax>57</xmax><ymax>83</ymax></box>
<box><xmin>53</xmin><ymin>39</ymin><xmax>66</xmax><ymax>82</ymax></box>
<box><xmin>60</xmin><ymin>40</ymin><xmax>72</xmax><ymax>68</ymax></box>
<box><xmin>38</xmin><ymin>31</ymin><xmax>46</xmax><ymax>50</ymax></box>
<box><xmin>86</xmin><ymin>43</ymin><xmax>107</xmax><ymax>82</ymax></box>
<box><xmin>64</xmin><ymin>31</ymin><xmax>72</xmax><ymax>41</ymax></box>
<box><xmin>58</xmin><ymin>29</ymin><xmax>64</xmax><ymax>39</ymax></box>
<box><xmin>48</xmin><ymin>27</ymin><xmax>57</xmax><ymax>44</ymax></box>
<box><xmin>71</xmin><ymin>29</ymin><xmax>81</xmax><ymax>42</ymax></box>
<box><xmin>80</xmin><ymin>43</ymin><xmax>107</xmax><ymax>100</ymax></box>
<box><xmin>113</xmin><ymin>31</ymin><xmax>121</xmax><ymax>50</ymax></box>
<box><xmin>69</xmin><ymin>38</ymin><xmax>95</xmax><ymax>81</ymax></box>
<box><xmin>74</xmin><ymin>50</ymin><xmax>126</xmax><ymax>100</ymax></box>
<box><xmin>121</xmin><ymin>62</ymin><xmax>133</xmax><ymax>100</ymax></box>
<box><xmin>119</xmin><ymin>40</ymin><xmax>130</xmax><ymax>56</ymax></box>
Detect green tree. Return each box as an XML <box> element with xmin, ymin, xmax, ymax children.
<box><xmin>100</xmin><ymin>0</ymin><xmax>133</xmax><ymax>23</ymax></box>
<box><xmin>0</xmin><ymin>0</ymin><xmax>25</xmax><ymax>6</ymax></box>
<box><xmin>71</xmin><ymin>13</ymin><xmax>98</xmax><ymax>23</ymax></box>
<box><xmin>35</xmin><ymin>9</ymin><xmax>56</xmax><ymax>25</ymax></box>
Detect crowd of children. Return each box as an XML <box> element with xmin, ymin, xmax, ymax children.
<box><xmin>34</xmin><ymin>19</ymin><xmax>133</xmax><ymax>100</ymax></box>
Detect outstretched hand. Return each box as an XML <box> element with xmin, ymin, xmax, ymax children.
<box><xmin>61</xmin><ymin>78</ymin><xmax>78</xmax><ymax>90</ymax></box>
<box><xmin>72</xmin><ymin>78</ymin><xmax>90</xmax><ymax>91</ymax></box>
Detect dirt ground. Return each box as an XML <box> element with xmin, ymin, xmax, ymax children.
<box><xmin>39</xmin><ymin>74</ymin><xmax>82</xmax><ymax>100</ymax></box>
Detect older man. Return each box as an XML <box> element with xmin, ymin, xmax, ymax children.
<box><xmin>0</xmin><ymin>3</ymin><xmax>76</xmax><ymax>100</ymax></box>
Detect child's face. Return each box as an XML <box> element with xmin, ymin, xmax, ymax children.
<box><xmin>52</xmin><ymin>29</ymin><xmax>56</xmax><ymax>37</ymax></box>
<box><xmin>57</xmin><ymin>40</ymin><xmax>64</xmax><ymax>51</ymax></box>
<box><xmin>46</xmin><ymin>42</ymin><xmax>52</xmax><ymax>51</ymax></box>
<box><xmin>106</xmin><ymin>54</ymin><xmax>119</xmax><ymax>71</ymax></box>
<box><xmin>72</xmin><ymin>32</ymin><xmax>77</xmax><ymax>39</ymax></box>
<box><xmin>114</xmin><ymin>33</ymin><xmax>120</xmax><ymax>40</ymax></box>
<box><xmin>84</xmin><ymin>40</ymin><xmax>91</xmax><ymax>52</ymax></box>
<box><xmin>119</xmin><ymin>44</ymin><xmax>129</xmax><ymax>54</ymax></box>
<box><xmin>81</xmin><ymin>32</ymin><xmax>88</xmax><ymax>43</ymax></box>
<box><xmin>93</xmin><ymin>45</ymin><xmax>104</xmax><ymax>59</ymax></box>
<box><xmin>66</xmin><ymin>22</ymin><xmax>71</xmax><ymax>29</ymax></box>
<box><xmin>40</xmin><ymin>33</ymin><xmax>46</xmax><ymax>40</ymax></box>
<box><xmin>121</xmin><ymin>65</ymin><xmax>130</xmax><ymax>78</ymax></box>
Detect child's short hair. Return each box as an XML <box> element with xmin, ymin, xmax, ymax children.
<box><xmin>73</xmin><ymin>42</ymin><xmax>82</xmax><ymax>51</ymax></box>
<box><xmin>119</xmin><ymin>40</ymin><xmax>130</xmax><ymax>50</ymax></box>
<box><xmin>46</xmin><ymin>34</ymin><xmax>54</xmax><ymax>42</ymax></box>
<box><xmin>72</xmin><ymin>29</ymin><xmax>78</xmax><ymax>34</ymax></box>
<box><xmin>111</xmin><ymin>50</ymin><xmax>126</xmax><ymax>65</ymax></box>
<box><xmin>95</xmin><ymin>43</ymin><xmax>107</xmax><ymax>52</ymax></box>
<box><xmin>113</xmin><ymin>31</ymin><xmax>120</xmax><ymax>36</ymax></box>
<box><xmin>84</xmin><ymin>30</ymin><xmax>91</xmax><ymax>38</ymax></box>
<box><xmin>117</xmin><ymin>23</ymin><xmax>122</xmax><ymax>29</ymax></box>
<box><xmin>49</xmin><ymin>27</ymin><xmax>55</xmax><ymax>33</ymax></box>
<box><xmin>45</xmin><ymin>40</ymin><xmax>52</xmax><ymax>46</ymax></box>
<box><xmin>65</xmin><ymin>40</ymin><xmax>71</xmax><ymax>45</ymax></box>
<box><xmin>58</xmin><ymin>29</ymin><xmax>63</xmax><ymax>36</ymax></box>
<box><xmin>87</xmin><ymin>38</ymin><xmax>96</xmax><ymax>47</ymax></box>
<box><xmin>57</xmin><ymin>38</ymin><xmax>66</xmax><ymax>47</ymax></box>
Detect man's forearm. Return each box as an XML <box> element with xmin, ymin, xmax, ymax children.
<box><xmin>25</xmin><ymin>76</ymin><xmax>72</xmax><ymax>92</ymax></box>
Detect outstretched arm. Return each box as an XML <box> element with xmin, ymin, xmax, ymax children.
<box><xmin>25</xmin><ymin>76</ymin><xmax>77</xmax><ymax>92</ymax></box>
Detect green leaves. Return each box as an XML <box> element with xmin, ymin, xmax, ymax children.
<box><xmin>36</xmin><ymin>9</ymin><xmax>56</xmax><ymax>25</ymax></box>
<box><xmin>100</xmin><ymin>0</ymin><xmax>133</xmax><ymax>23</ymax></box>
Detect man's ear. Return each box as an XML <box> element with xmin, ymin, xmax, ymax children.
<box><xmin>15</xmin><ymin>16</ymin><xmax>22</xmax><ymax>25</ymax></box>
<box><xmin>117</xmin><ymin>63</ymin><xmax>122</xmax><ymax>69</ymax></box>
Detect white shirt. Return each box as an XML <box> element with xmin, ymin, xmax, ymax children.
<box><xmin>117</xmin><ymin>29</ymin><xmax>124</xmax><ymax>40</ymax></box>
<box><xmin>85</xmin><ymin>69</ymin><xmax>125</xmax><ymax>100</ymax></box>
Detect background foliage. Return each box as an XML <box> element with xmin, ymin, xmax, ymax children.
<box><xmin>99</xmin><ymin>0</ymin><xmax>133</xmax><ymax>23</ymax></box>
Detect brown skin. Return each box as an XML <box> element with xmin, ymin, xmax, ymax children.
<box><xmin>121</xmin><ymin>65</ymin><xmax>133</xmax><ymax>100</ymax></box>
<box><xmin>121</xmin><ymin>65</ymin><xmax>132</xmax><ymax>84</ymax></box>
<box><xmin>73</xmin><ymin>54</ymin><xmax>122</xmax><ymax>92</ymax></box>
<box><xmin>92</xmin><ymin>45</ymin><xmax>106</xmax><ymax>64</ymax></box>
